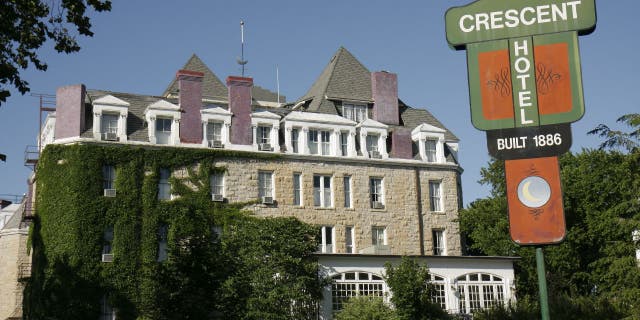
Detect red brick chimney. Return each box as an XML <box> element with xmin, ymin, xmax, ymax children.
<box><xmin>227</xmin><ymin>76</ymin><xmax>253</xmax><ymax>145</ymax></box>
<box><xmin>372</xmin><ymin>71</ymin><xmax>399</xmax><ymax>125</ymax></box>
<box><xmin>177</xmin><ymin>70</ymin><xmax>204</xmax><ymax>144</ymax></box>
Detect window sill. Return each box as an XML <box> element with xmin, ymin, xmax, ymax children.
<box><xmin>313</xmin><ymin>207</ymin><xmax>335</xmax><ymax>211</ymax></box>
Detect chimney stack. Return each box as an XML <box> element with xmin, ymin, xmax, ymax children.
<box><xmin>54</xmin><ymin>84</ymin><xmax>86</xmax><ymax>139</ymax></box>
<box><xmin>177</xmin><ymin>70</ymin><xmax>204</xmax><ymax>144</ymax></box>
<box><xmin>371</xmin><ymin>71</ymin><xmax>399</xmax><ymax>125</ymax></box>
<box><xmin>227</xmin><ymin>76</ymin><xmax>253</xmax><ymax>145</ymax></box>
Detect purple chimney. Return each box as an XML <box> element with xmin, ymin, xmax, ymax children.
<box><xmin>372</xmin><ymin>71</ymin><xmax>399</xmax><ymax>125</ymax></box>
<box><xmin>390</xmin><ymin>128</ymin><xmax>413</xmax><ymax>159</ymax></box>
<box><xmin>227</xmin><ymin>76</ymin><xmax>253</xmax><ymax>145</ymax></box>
<box><xmin>177</xmin><ymin>69</ymin><xmax>204</xmax><ymax>144</ymax></box>
<box><xmin>54</xmin><ymin>84</ymin><xmax>86</xmax><ymax>139</ymax></box>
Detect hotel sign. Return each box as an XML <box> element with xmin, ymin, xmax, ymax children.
<box><xmin>446</xmin><ymin>0</ymin><xmax>596</xmax><ymax>131</ymax></box>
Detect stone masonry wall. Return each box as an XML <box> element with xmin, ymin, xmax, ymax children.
<box><xmin>0</xmin><ymin>231</ymin><xmax>29</xmax><ymax>319</ymax></box>
<box><xmin>193</xmin><ymin>156</ymin><xmax>462</xmax><ymax>256</ymax></box>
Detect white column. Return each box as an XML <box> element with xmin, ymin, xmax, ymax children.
<box><xmin>171</xmin><ymin>118</ymin><xmax>180</xmax><ymax>145</ymax></box>
<box><xmin>359</xmin><ymin>130</ymin><xmax>368</xmax><ymax>157</ymax></box>
<box><xmin>380</xmin><ymin>133</ymin><xmax>389</xmax><ymax>159</ymax></box>
<box><xmin>118</xmin><ymin>112</ymin><xmax>128</xmax><ymax>142</ymax></box>
<box><xmin>284</xmin><ymin>126</ymin><xmax>292</xmax><ymax>153</ymax></box>
<box><xmin>201</xmin><ymin>121</ymin><xmax>208</xmax><ymax>147</ymax></box>
<box><xmin>332</xmin><ymin>129</ymin><xmax>341</xmax><ymax>156</ymax></box>
<box><xmin>302</xmin><ymin>127</ymin><xmax>309</xmax><ymax>155</ymax></box>
<box><xmin>92</xmin><ymin>112</ymin><xmax>102</xmax><ymax>140</ymax></box>
<box><xmin>271</xmin><ymin>125</ymin><xmax>279</xmax><ymax>151</ymax></box>
<box><xmin>147</xmin><ymin>116</ymin><xmax>157</xmax><ymax>144</ymax></box>
<box><xmin>349</xmin><ymin>130</ymin><xmax>357</xmax><ymax>157</ymax></box>
<box><xmin>223</xmin><ymin>122</ymin><xmax>231</xmax><ymax>146</ymax></box>
<box><xmin>251</xmin><ymin>125</ymin><xmax>258</xmax><ymax>149</ymax></box>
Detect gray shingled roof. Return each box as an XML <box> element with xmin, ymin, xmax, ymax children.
<box><xmin>163</xmin><ymin>54</ymin><xmax>228</xmax><ymax>100</ymax></box>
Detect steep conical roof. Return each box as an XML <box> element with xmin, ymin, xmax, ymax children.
<box><xmin>163</xmin><ymin>54</ymin><xmax>228</xmax><ymax>100</ymax></box>
<box><xmin>299</xmin><ymin>47</ymin><xmax>372</xmax><ymax>114</ymax></box>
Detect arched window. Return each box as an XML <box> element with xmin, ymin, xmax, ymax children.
<box><xmin>330</xmin><ymin>271</ymin><xmax>387</xmax><ymax>312</ymax></box>
<box><xmin>428</xmin><ymin>273</ymin><xmax>447</xmax><ymax>311</ymax></box>
<box><xmin>456</xmin><ymin>273</ymin><xmax>505</xmax><ymax>314</ymax></box>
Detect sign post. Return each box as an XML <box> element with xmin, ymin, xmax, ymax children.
<box><xmin>445</xmin><ymin>1</ymin><xmax>596</xmax><ymax>318</ymax></box>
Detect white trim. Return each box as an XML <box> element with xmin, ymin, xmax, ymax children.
<box><xmin>251</xmin><ymin>111</ymin><xmax>280</xmax><ymax>152</ymax></box>
<box><xmin>201</xmin><ymin>106</ymin><xmax>232</xmax><ymax>147</ymax></box>
<box><xmin>281</xmin><ymin>111</ymin><xmax>357</xmax><ymax>157</ymax></box>
<box><xmin>92</xmin><ymin>95</ymin><xmax>129</xmax><ymax>142</ymax></box>
<box><xmin>412</xmin><ymin>123</ymin><xmax>447</xmax><ymax>163</ymax></box>
<box><xmin>144</xmin><ymin>100</ymin><xmax>181</xmax><ymax>145</ymax></box>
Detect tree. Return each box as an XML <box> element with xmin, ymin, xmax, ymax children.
<box><xmin>384</xmin><ymin>257</ymin><xmax>450</xmax><ymax>320</ymax></box>
<box><xmin>0</xmin><ymin>0</ymin><xmax>112</xmax><ymax>105</ymax></box>
<box><xmin>460</xmin><ymin>149</ymin><xmax>640</xmax><ymax>318</ymax></box>
<box><xmin>588</xmin><ymin>113</ymin><xmax>640</xmax><ymax>152</ymax></box>
<box><xmin>336</xmin><ymin>296</ymin><xmax>398</xmax><ymax>320</ymax></box>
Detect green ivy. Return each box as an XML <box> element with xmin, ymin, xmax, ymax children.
<box><xmin>25</xmin><ymin>144</ymin><xmax>322</xmax><ymax>319</ymax></box>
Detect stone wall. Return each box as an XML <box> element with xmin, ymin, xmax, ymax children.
<box><xmin>199</xmin><ymin>156</ymin><xmax>462</xmax><ymax>256</ymax></box>
<box><xmin>0</xmin><ymin>230</ymin><xmax>29</xmax><ymax>319</ymax></box>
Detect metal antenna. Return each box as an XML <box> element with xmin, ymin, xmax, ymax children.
<box><xmin>237</xmin><ymin>20</ymin><xmax>248</xmax><ymax>76</ymax></box>
<box><xmin>276</xmin><ymin>65</ymin><xmax>280</xmax><ymax>105</ymax></box>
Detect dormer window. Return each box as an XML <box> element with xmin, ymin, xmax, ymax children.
<box><xmin>342</xmin><ymin>103</ymin><xmax>367</xmax><ymax>122</ymax></box>
<box><xmin>92</xmin><ymin>95</ymin><xmax>129</xmax><ymax>142</ymax></box>
<box><xmin>201</xmin><ymin>106</ymin><xmax>231</xmax><ymax>148</ymax></box>
<box><xmin>206</xmin><ymin>122</ymin><xmax>223</xmax><ymax>145</ymax></box>
<box><xmin>281</xmin><ymin>111</ymin><xmax>356</xmax><ymax>157</ymax></box>
<box><xmin>251</xmin><ymin>111</ymin><xmax>280</xmax><ymax>152</ymax></box>
<box><xmin>309</xmin><ymin>129</ymin><xmax>331</xmax><ymax>155</ymax></box>
<box><xmin>366</xmin><ymin>134</ymin><xmax>379</xmax><ymax>154</ymax></box>
<box><xmin>356</xmin><ymin>119</ymin><xmax>388</xmax><ymax>159</ymax></box>
<box><xmin>144</xmin><ymin>100</ymin><xmax>181</xmax><ymax>145</ymax></box>
<box><xmin>425</xmin><ymin>139</ymin><xmax>438</xmax><ymax>163</ymax></box>
<box><xmin>155</xmin><ymin>118</ymin><xmax>172</xmax><ymax>145</ymax></box>
<box><xmin>411</xmin><ymin>123</ymin><xmax>447</xmax><ymax>163</ymax></box>
<box><xmin>257</xmin><ymin>126</ymin><xmax>271</xmax><ymax>147</ymax></box>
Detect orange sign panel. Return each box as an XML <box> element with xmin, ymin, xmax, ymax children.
<box><xmin>479</xmin><ymin>50</ymin><xmax>514</xmax><ymax>120</ymax></box>
<box><xmin>534</xmin><ymin>42</ymin><xmax>573</xmax><ymax>115</ymax></box>
<box><xmin>505</xmin><ymin>156</ymin><xmax>566</xmax><ymax>245</ymax></box>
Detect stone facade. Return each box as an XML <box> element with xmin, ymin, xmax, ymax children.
<box><xmin>0</xmin><ymin>228</ymin><xmax>29</xmax><ymax>319</ymax></box>
<box><xmin>180</xmin><ymin>154</ymin><xmax>462</xmax><ymax>256</ymax></box>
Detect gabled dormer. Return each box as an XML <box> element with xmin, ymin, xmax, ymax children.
<box><xmin>281</xmin><ymin>111</ymin><xmax>357</xmax><ymax>157</ymax></box>
<box><xmin>201</xmin><ymin>106</ymin><xmax>232</xmax><ymax>148</ymax></box>
<box><xmin>356</xmin><ymin>119</ymin><xmax>389</xmax><ymax>159</ymax></box>
<box><xmin>92</xmin><ymin>95</ymin><xmax>129</xmax><ymax>142</ymax></box>
<box><xmin>251</xmin><ymin>110</ymin><xmax>280</xmax><ymax>152</ymax></box>
<box><xmin>144</xmin><ymin>100</ymin><xmax>181</xmax><ymax>145</ymax></box>
<box><xmin>412</xmin><ymin>123</ymin><xmax>447</xmax><ymax>163</ymax></box>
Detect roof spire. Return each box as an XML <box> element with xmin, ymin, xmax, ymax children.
<box><xmin>237</xmin><ymin>20</ymin><xmax>248</xmax><ymax>76</ymax></box>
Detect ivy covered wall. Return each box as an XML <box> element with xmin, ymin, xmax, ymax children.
<box><xmin>25</xmin><ymin>144</ymin><xmax>322</xmax><ymax>320</ymax></box>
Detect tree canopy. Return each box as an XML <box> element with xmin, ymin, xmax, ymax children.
<box><xmin>460</xmin><ymin>139</ymin><xmax>640</xmax><ymax>318</ymax></box>
<box><xmin>0</xmin><ymin>0</ymin><xmax>111</xmax><ymax>105</ymax></box>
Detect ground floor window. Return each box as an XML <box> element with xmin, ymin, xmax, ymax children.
<box><xmin>429</xmin><ymin>274</ymin><xmax>447</xmax><ymax>311</ymax></box>
<box><xmin>331</xmin><ymin>271</ymin><xmax>386</xmax><ymax>312</ymax></box>
<box><xmin>456</xmin><ymin>273</ymin><xmax>505</xmax><ymax>314</ymax></box>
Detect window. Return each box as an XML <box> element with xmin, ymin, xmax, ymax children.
<box><xmin>157</xmin><ymin>224</ymin><xmax>168</xmax><ymax>262</ymax></box>
<box><xmin>433</xmin><ymin>229</ymin><xmax>445</xmax><ymax>256</ymax></box>
<box><xmin>366</xmin><ymin>134</ymin><xmax>379</xmax><ymax>154</ymax></box>
<box><xmin>345</xmin><ymin>226</ymin><xmax>355</xmax><ymax>253</ymax></box>
<box><xmin>343</xmin><ymin>176</ymin><xmax>352</xmax><ymax>208</ymax></box>
<box><xmin>319</xmin><ymin>226</ymin><xmax>335</xmax><ymax>253</ymax></box>
<box><xmin>103</xmin><ymin>165</ymin><xmax>116</xmax><ymax>191</ymax></box>
<box><xmin>210</xmin><ymin>172</ymin><xmax>224</xmax><ymax>197</ymax></box>
<box><xmin>425</xmin><ymin>139</ymin><xmax>438</xmax><ymax>162</ymax></box>
<box><xmin>370</xmin><ymin>178</ymin><xmax>384</xmax><ymax>208</ymax></box>
<box><xmin>206</xmin><ymin>122</ymin><xmax>223</xmax><ymax>144</ymax></box>
<box><xmin>258</xmin><ymin>171</ymin><xmax>274</xmax><ymax>198</ymax></box>
<box><xmin>257</xmin><ymin>126</ymin><xmax>271</xmax><ymax>145</ymax></box>
<box><xmin>291</xmin><ymin>128</ymin><xmax>299</xmax><ymax>153</ymax></box>
<box><xmin>158</xmin><ymin>169</ymin><xmax>171</xmax><ymax>200</ymax></box>
<box><xmin>100</xmin><ymin>295</ymin><xmax>117</xmax><ymax>320</ymax></box>
<box><xmin>155</xmin><ymin>118</ymin><xmax>172</xmax><ymax>145</ymax></box>
<box><xmin>103</xmin><ymin>226</ymin><xmax>113</xmax><ymax>255</ymax></box>
<box><xmin>340</xmin><ymin>132</ymin><xmax>349</xmax><ymax>156</ymax></box>
<box><xmin>428</xmin><ymin>274</ymin><xmax>447</xmax><ymax>310</ymax></box>
<box><xmin>308</xmin><ymin>129</ymin><xmax>331</xmax><ymax>155</ymax></box>
<box><xmin>456</xmin><ymin>273</ymin><xmax>505</xmax><ymax>314</ymax></box>
<box><xmin>342</xmin><ymin>104</ymin><xmax>368</xmax><ymax>122</ymax></box>
<box><xmin>429</xmin><ymin>181</ymin><xmax>443</xmax><ymax>212</ymax></box>
<box><xmin>371</xmin><ymin>226</ymin><xmax>386</xmax><ymax>246</ymax></box>
<box><xmin>313</xmin><ymin>175</ymin><xmax>332</xmax><ymax>208</ymax></box>
<box><xmin>293</xmin><ymin>173</ymin><xmax>302</xmax><ymax>206</ymax></box>
<box><xmin>101</xmin><ymin>114</ymin><xmax>118</xmax><ymax>140</ymax></box>
<box><xmin>331</xmin><ymin>272</ymin><xmax>385</xmax><ymax>312</ymax></box>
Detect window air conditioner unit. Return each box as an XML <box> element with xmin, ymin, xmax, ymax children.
<box><xmin>370</xmin><ymin>150</ymin><xmax>381</xmax><ymax>159</ymax></box>
<box><xmin>102</xmin><ymin>253</ymin><xmax>114</xmax><ymax>263</ymax></box>
<box><xmin>211</xmin><ymin>194</ymin><xmax>224</xmax><ymax>202</ymax></box>
<box><xmin>372</xmin><ymin>201</ymin><xmax>385</xmax><ymax>209</ymax></box>
<box><xmin>259</xmin><ymin>143</ymin><xmax>272</xmax><ymax>151</ymax></box>
<box><xmin>261</xmin><ymin>196</ymin><xmax>274</xmax><ymax>204</ymax></box>
<box><xmin>209</xmin><ymin>140</ymin><xmax>224</xmax><ymax>148</ymax></box>
<box><xmin>104</xmin><ymin>189</ymin><xmax>117</xmax><ymax>197</ymax></box>
<box><xmin>102</xmin><ymin>132</ymin><xmax>118</xmax><ymax>141</ymax></box>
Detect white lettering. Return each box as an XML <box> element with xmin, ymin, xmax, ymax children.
<box><xmin>460</xmin><ymin>14</ymin><xmax>474</xmax><ymax>32</ymax></box>
<box><xmin>537</xmin><ymin>5</ymin><xmax>551</xmax><ymax>23</ymax></box>
<box><xmin>551</xmin><ymin>3</ymin><xmax>567</xmax><ymax>21</ymax></box>
<box><xmin>566</xmin><ymin>1</ymin><xmax>582</xmax><ymax>19</ymax></box>
<box><xmin>497</xmin><ymin>139</ymin><xmax>505</xmax><ymax>150</ymax></box>
<box><xmin>513</xmin><ymin>40</ymin><xmax>529</xmax><ymax>57</ymax></box>
<box><xmin>519</xmin><ymin>91</ymin><xmax>533</xmax><ymax>107</ymax></box>
<box><xmin>520</xmin><ymin>109</ymin><xmax>534</xmax><ymax>124</ymax></box>
<box><xmin>517</xmin><ymin>74</ymin><xmax>530</xmax><ymax>89</ymax></box>
<box><xmin>504</xmin><ymin>9</ymin><xmax>520</xmax><ymax>28</ymax></box>
<box><xmin>514</xmin><ymin>57</ymin><xmax>530</xmax><ymax>73</ymax></box>
<box><xmin>520</xmin><ymin>7</ymin><xmax>536</xmax><ymax>25</ymax></box>
<box><xmin>476</xmin><ymin>13</ymin><xmax>490</xmax><ymax>31</ymax></box>
<box><xmin>490</xmin><ymin>11</ymin><xmax>504</xmax><ymax>29</ymax></box>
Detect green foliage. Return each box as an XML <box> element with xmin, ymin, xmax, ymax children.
<box><xmin>384</xmin><ymin>257</ymin><xmax>450</xmax><ymax>320</ymax></box>
<box><xmin>589</xmin><ymin>113</ymin><xmax>640</xmax><ymax>152</ymax></box>
<box><xmin>25</xmin><ymin>144</ymin><xmax>321</xmax><ymax>319</ymax></box>
<box><xmin>0</xmin><ymin>0</ymin><xmax>112</xmax><ymax>105</ymax></box>
<box><xmin>460</xmin><ymin>148</ymin><xmax>640</xmax><ymax>318</ymax></box>
<box><xmin>336</xmin><ymin>296</ymin><xmax>398</xmax><ymax>320</ymax></box>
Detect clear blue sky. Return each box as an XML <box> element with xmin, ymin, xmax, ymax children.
<box><xmin>1</xmin><ymin>1</ymin><xmax>638</xmax><ymax>205</ymax></box>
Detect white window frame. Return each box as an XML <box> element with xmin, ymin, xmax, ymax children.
<box><xmin>345</xmin><ymin>226</ymin><xmax>355</xmax><ymax>253</ymax></box>
<box><xmin>313</xmin><ymin>175</ymin><xmax>333</xmax><ymax>208</ymax></box>
<box><xmin>432</xmin><ymin>229</ymin><xmax>446</xmax><ymax>256</ymax></box>
<box><xmin>206</xmin><ymin>122</ymin><xmax>223</xmax><ymax>144</ymax></box>
<box><xmin>429</xmin><ymin>181</ymin><xmax>443</xmax><ymax>212</ymax></box>
<box><xmin>429</xmin><ymin>274</ymin><xmax>447</xmax><ymax>311</ymax></box>
<box><xmin>343</xmin><ymin>176</ymin><xmax>352</xmax><ymax>208</ymax></box>
<box><xmin>371</xmin><ymin>226</ymin><xmax>387</xmax><ymax>246</ymax></box>
<box><xmin>320</xmin><ymin>226</ymin><xmax>335</xmax><ymax>253</ymax></box>
<box><xmin>144</xmin><ymin>100</ymin><xmax>181</xmax><ymax>145</ymax></box>
<box><xmin>370</xmin><ymin>178</ymin><xmax>384</xmax><ymax>208</ymax></box>
<box><xmin>281</xmin><ymin>111</ymin><xmax>356</xmax><ymax>156</ymax></box>
<box><xmin>103</xmin><ymin>165</ymin><xmax>116</xmax><ymax>190</ymax></box>
<box><xmin>257</xmin><ymin>125</ymin><xmax>271</xmax><ymax>145</ymax></box>
<box><xmin>331</xmin><ymin>272</ymin><xmax>387</xmax><ymax>313</ymax></box>
<box><xmin>456</xmin><ymin>273</ymin><xmax>506</xmax><ymax>314</ymax></box>
<box><xmin>258</xmin><ymin>171</ymin><xmax>274</xmax><ymax>198</ymax></box>
<box><xmin>425</xmin><ymin>139</ymin><xmax>438</xmax><ymax>163</ymax></box>
<box><xmin>342</xmin><ymin>103</ymin><xmax>368</xmax><ymax>122</ymax></box>
<box><xmin>210</xmin><ymin>172</ymin><xmax>224</xmax><ymax>197</ymax></box>
<box><xmin>251</xmin><ymin>111</ymin><xmax>280</xmax><ymax>152</ymax></box>
<box><xmin>411</xmin><ymin>123</ymin><xmax>447</xmax><ymax>163</ymax></box>
<box><xmin>357</xmin><ymin>119</ymin><xmax>389</xmax><ymax>159</ymax></box>
<box><xmin>291</xmin><ymin>128</ymin><xmax>300</xmax><ymax>153</ymax></box>
<box><xmin>93</xmin><ymin>95</ymin><xmax>129</xmax><ymax>142</ymax></box>
<box><xmin>201</xmin><ymin>106</ymin><xmax>231</xmax><ymax>147</ymax></box>
<box><xmin>158</xmin><ymin>168</ymin><xmax>171</xmax><ymax>200</ymax></box>
<box><xmin>293</xmin><ymin>173</ymin><xmax>302</xmax><ymax>206</ymax></box>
